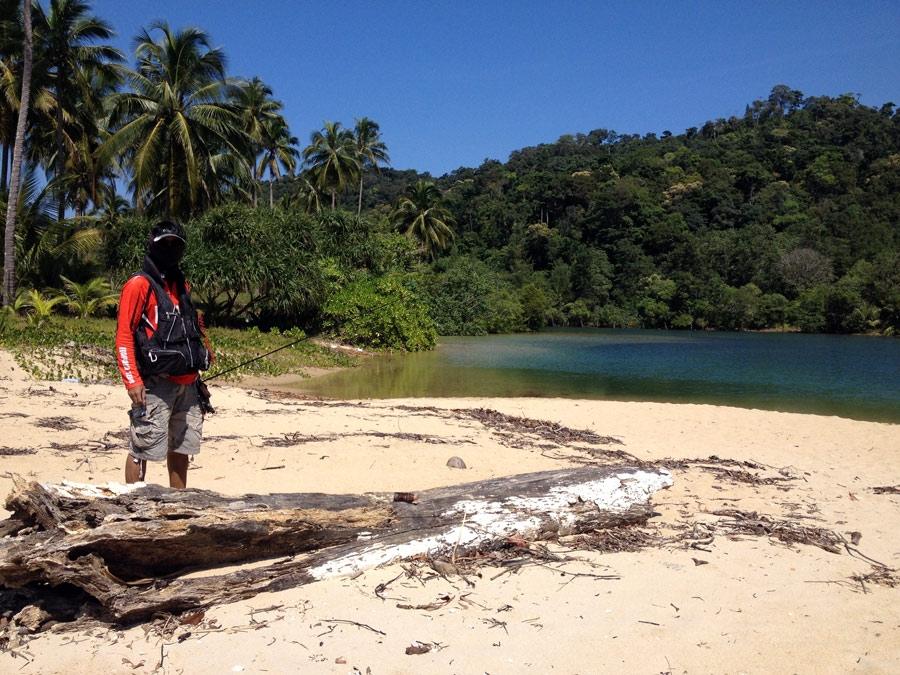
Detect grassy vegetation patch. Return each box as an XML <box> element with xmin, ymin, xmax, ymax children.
<box><xmin>0</xmin><ymin>316</ymin><xmax>357</xmax><ymax>384</ymax></box>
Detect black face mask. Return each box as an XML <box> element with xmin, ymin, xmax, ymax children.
<box><xmin>148</xmin><ymin>238</ymin><xmax>185</xmax><ymax>274</ymax></box>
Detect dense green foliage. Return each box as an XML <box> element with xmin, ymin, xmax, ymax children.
<box><xmin>326</xmin><ymin>88</ymin><xmax>898</xmax><ymax>335</ymax></box>
<box><xmin>99</xmin><ymin>205</ymin><xmax>429</xmax><ymax>348</ymax></box>
<box><xmin>323</xmin><ymin>274</ymin><xmax>436</xmax><ymax>351</ymax></box>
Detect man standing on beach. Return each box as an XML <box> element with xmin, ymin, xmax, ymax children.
<box><xmin>115</xmin><ymin>221</ymin><xmax>212</xmax><ymax>488</ymax></box>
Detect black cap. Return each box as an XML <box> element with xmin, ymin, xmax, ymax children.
<box><xmin>150</xmin><ymin>220</ymin><xmax>186</xmax><ymax>244</ymax></box>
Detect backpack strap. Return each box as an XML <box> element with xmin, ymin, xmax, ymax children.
<box><xmin>133</xmin><ymin>273</ymin><xmax>153</xmax><ymax>330</ymax></box>
<box><xmin>136</xmin><ymin>272</ymin><xmax>177</xmax><ymax>317</ymax></box>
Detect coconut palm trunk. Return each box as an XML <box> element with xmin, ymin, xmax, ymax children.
<box><xmin>55</xmin><ymin>102</ymin><xmax>66</xmax><ymax>221</ymax></box>
<box><xmin>2</xmin><ymin>0</ymin><xmax>32</xmax><ymax>307</ymax></box>
<box><xmin>352</xmin><ymin>118</ymin><xmax>389</xmax><ymax>217</ymax></box>
<box><xmin>252</xmin><ymin>159</ymin><xmax>258</xmax><ymax>208</ymax></box>
<box><xmin>1</xmin><ymin>143</ymin><xmax>8</xmax><ymax>192</ymax></box>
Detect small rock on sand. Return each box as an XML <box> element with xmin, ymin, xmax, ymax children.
<box><xmin>446</xmin><ymin>456</ymin><xmax>467</xmax><ymax>469</ymax></box>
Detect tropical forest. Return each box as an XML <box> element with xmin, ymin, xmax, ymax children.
<box><xmin>0</xmin><ymin>1</ymin><xmax>898</xmax><ymax>383</ymax></box>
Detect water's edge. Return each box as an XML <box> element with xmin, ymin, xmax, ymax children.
<box><xmin>279</xmin><ymin>330</ymin><xmax>900</xmax><ymax>424</ymax></box>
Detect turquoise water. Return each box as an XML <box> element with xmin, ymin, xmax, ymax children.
<box><xmin>296</xmin><ymin>330</ymin><xmax>900</xmax><ymax>423</ymax></box>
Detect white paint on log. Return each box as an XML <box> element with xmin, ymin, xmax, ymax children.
<box><xmin>309</xmin><ymin>469</ymin><xmax>672</xmax><ymax>580</ymax></box>
<box><xmin>43</xmin><ymin>480</ymin><xmax>143</xmax><ymax>500</ymax></box>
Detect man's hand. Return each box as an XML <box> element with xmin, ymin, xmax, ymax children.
<box><xmin>127</xmin><ymin>384</ymin><xmax>146</xmax><ymax>407</ymax></box>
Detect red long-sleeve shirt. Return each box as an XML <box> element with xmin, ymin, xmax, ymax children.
<box><xmin>115</xmin><ymin>276</ymin><xmax>211</xmax><ymax>389</ymax></box>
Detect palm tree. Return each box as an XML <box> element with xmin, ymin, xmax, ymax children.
<box><xmin>2</xmin><ymin>0</ymin><xmax>31</xmax><ymax>307</ymax></box>
<box><xmin>391</xmin><ymin>180</ymin><xmax>455</xmax><ymax>260</ymax></box>
<box><xmin>5</xmin><ymin>170</ymin><xmax>102</xmax><ymax>289</ymax></box>
<box><xmin>287</xmin><ymin>171</ymin><xmax>321</xmax><ymax>214</ymax></box>
<box><xmin>353</xmin><ymin>116</ymin><xmax>388</xmax><ymax>216</ymax></box>
<box><xmin>19</xmin><ymin>287</ymin><xmax>64</xmax><ymax>325</ymax></box>
<box><xmin>302</xmin><ymin>121</ymin><xmax>358</xmax><ymax>209</ymax></box>
<box><xmin>60</xmin><ymin>274</ymin><xmax>116</xmax><ymax>317</ymax></box>
<box><xmin>39</xmin><ymin>63</ymin><xmax>121</xmax><ymax>218</ymax></box>
<box><xmin>91</xmin><ymin>189</ymin><xmax>129</xmax><ymax>225</ymax></box>
<box><xmin>230</xmin><ymin>76</ymin><xmax>282</xmax><ymax>206</ymax></box>
<box><xmin>34</xmin><ymin>0</ymin><xmax>122</xmax><ymax>221</ymax></box>
<box><xmin>101</xmin><ymin>22</ymin><xmax>245</xmax><ymax>219</ymax></box>
<box><xmin>257</xmin><ymin>116</ymin><xmax>297</xmax><ymax>207</ymax></box>
<box><xmin>0</xmin><ymin>0</ymin><xmax>22</xmax><ymax>193</ymax></box>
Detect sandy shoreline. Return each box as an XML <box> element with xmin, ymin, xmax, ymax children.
<box><xmin>0</xmin><ymin>348</ymin><xmax>898</xmax><ymax>674</ymax></box>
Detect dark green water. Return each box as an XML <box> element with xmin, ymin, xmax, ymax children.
<box><xmin>296</xmin><ymin>330</ymin><xmax>900</xmax><ymax>423</ymax></box>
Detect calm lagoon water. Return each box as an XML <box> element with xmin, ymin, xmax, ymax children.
<box><xmin>297</xmin><ymin>330</ymin><xmax>900</xmax><ymax>423</ymax></box>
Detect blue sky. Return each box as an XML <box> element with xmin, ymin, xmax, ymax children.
<box><xmin>91</xmin><ymin>0</ymin><xmax>900</xmax><ymax>176</ymax></box>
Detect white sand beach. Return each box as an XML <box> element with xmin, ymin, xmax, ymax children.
<box><xmin>0</xmin><ymin>348</ymin><xmax>898</xmax><ymax>674</ymax></box>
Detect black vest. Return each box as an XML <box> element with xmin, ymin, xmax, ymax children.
<box><xmin>133</xmin><ymin>272</ymin><xmax>210</xmax><ymax>377</ymax></box>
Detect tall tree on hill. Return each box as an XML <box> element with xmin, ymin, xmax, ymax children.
<box><xmin>257</xmin><ymin>116</ymin><xmax>298</xmax><ymax>208</ymax></box>
<box><xmin>392</xmin><ymin>180</ymin><xmax>455</xmax><ymax>260</ymax></box>
<box><xmin>303</xmin><ymin>120</ymin><xmax>358</xmax><ymax>209</ymax></box>
<box><xmin>353</xmin><ymin>116</ymin><xmax>388</xmax><ymax>216</ymax></box>
<box><xmin>231</xmin><ymin>76</ymin><xmax>282</xmax><ymax>206</ymax></box>
<box><xmin>2</xmin><ymin>0</ymin><xmax>30</xmax><ymax>306</ymax></box>
<box><xmin>34</xmin><ymin>0</ymin><xmax>122</xmax><ymax>221</ymax></box>
<box><xmin>101</xmin><ymin>22</ymin><xmax>245</xmax><ymax>218</ymax></box>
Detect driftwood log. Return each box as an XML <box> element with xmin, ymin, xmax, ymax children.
<box><xmin>0</xmin><ymin>466</ymin><xmax>671</xmax><ymax>622</ymax></box>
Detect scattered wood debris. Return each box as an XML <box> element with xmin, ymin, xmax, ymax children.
<box><xmin>261</xmin><ymin>430</ymin><xmax>463</xmax><ymax>447</ymax></box>
<box><xmin>452</xmin><ymin>407</ymin><xmax>624</xmax><ymax>448</ymax></box>
<box><xmin>0</xmin><ymin>447</ymin><xmax>35</xmax><ymax>456</ymax></box>
<box><xmin>405</xmin><ymin>641</ymin><xmax>431</xmax><ymax>655</ymax></box>
<box><xmin>321</xmin><ymin>618</ymin><xmax>386</xmax><ymax>636</ymax></box>
<box><xmin>33</xmin><ymin>416</ymin><xmax>83</xmax><ymax>431</ymax></box>
<box><xmin>711</xmin><ymin>509</ymin><xmax>844</xmax><ymax>553</ymax></box>
<box><xmin>396</xmin><ymin>594</ymin><xmax>453</xmax><ymax>611</ymax></box>
<box><xmin>851</xmin><ymin>567</ymin><xmax>899</xmax><ymax>592</ymax></box>
<box><xmin>573</xmin><ymin>526</ymin><xmax>660</xmax><ymax>553</ymax></box>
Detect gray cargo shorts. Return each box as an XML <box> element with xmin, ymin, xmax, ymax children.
<box><xmin>129</xmin><ymin>377</ymin><xmax>203</xmax><ymax>462</ymax></box>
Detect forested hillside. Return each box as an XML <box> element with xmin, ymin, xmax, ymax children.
<box><xmin>317</xmin><ymin>86</ymin><xmax>898</xmax><ymax>335</ymax></box>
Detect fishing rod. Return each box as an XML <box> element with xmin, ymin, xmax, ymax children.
<box><xmin>201</xmin><ymin>295</ymin><xmax>402</xmax><ymax>384</ymax></box>
<box><xmin>202</xmin><ymin>332</ymin><xmax>314</xmax><ymax>383</ymax></box>
<box><xmin>195</xmin><ymin>330</ymin><xmax>318</xmax><ymax>415</ymax></box>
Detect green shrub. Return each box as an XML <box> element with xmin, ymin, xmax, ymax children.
<box><xmin>19</xmin><ymin>289</ymin><xmax>66</xmax><ymax>327</ymax></box>
<box><xmin>484</xmin><ymin>287</ymin><xmax>525</xmax><ymax>333</ymax></box>
<box><xmin>104</xmin><ymin>214</ymin><xmax>154</xmax><ymax>282</ymax></box>
<box><xmin>595</xmin><ymin>304</ymin><xmax>638</xmax><ymax>328</ymax></box>
<box><xmin>422</xmin><ymin>256</ymin><xmax>494</xmax><ymax>335</ymax></box>
<box><xmin>61</xmin><ymin>276</ymin><xmax>118</xmax><ymax>318</ymax></box>
<box><xmin>563</xmin><ymin>299</ymin><xmax>593</xmax><ymax>327</ymax></box>
<box><xmin>789</xmin><ymin>286</ymin><xmax>827</xmax><ymax>332</ymax></box>
<box><xmin>323</xmin><ymin>275</ymin><xmax>436</xmax><ymax>350</ymax></box>
<box><xmin>519</xmin><ymin>282</ymin><xmax>551</xmax><ymax>330</ymax></box>
<box><xmin>671</xmin><ymin>313</ymin><xmax>694</xmax><ymax>329</ymax></box>
<box><xmin>759</xmin><ymin>293</ymin><xmax>789</xmax><ymax>327</ymax></box>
